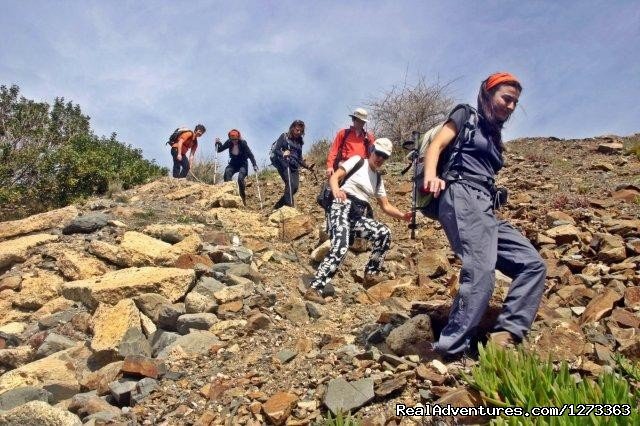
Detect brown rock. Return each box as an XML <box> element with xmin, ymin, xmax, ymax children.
<box><xmin>61</xmin><ymin>267</ymin><xmax>195</xmax><ymax>310</ymax></box>
<box><xmin>122</xmin><ymin>355</ymin><xmax>165</xmax><ymax>379</ymax></box>
<box><xmin>0</xmin><ymin>274</ymin><xmax>21</xmax><ymax>292</ymax></box>
<box><xmin>12</xmin><ymin>270</ymin><xmax>64</xmax><ymax>311</ymax></box>
<box><xmin>0</xmin><ymin>233</ymin><xmax>58</xmax><ymax>271</ymax></box>
<box><xmin>532</xmin><ymin>321</ymin><xmax>587</xmax><ymax>362</ymax></box>
<box><xmin>375</xmin><ymin>374</ymin><xmax>408</xmax><ymax>397</ymax></box>
<box><xmin>0</xmin><ymin>205</ymin><xmax>77</xmax><ymax>241</ymax></box>
<box><xmin>279</xmin><ymin>215</ymin><xmax>314</xmax><ymax>242</ymax></box>
<box><xmin>580</xmin><ymin>288</ymin><xmax>623</xmax><ymax>324</ymax></box>
<box><xmin>612</xmin><ymin>189</ymin><xmax>640</xmax><ymax>202</ymax></box>
<box><xmin>624</xmin><ymin>287</ymin><xmax>640</xmax><ymax>310</ymax></box>
<box><xmin>53</xmin><ymin>249</ymin><xmax>109</xmax><ymax>280</ymax></box>
<box><xmin>246</xmin><ymin>313</ymin><xmax>271</xmax><ymax>330</ymax></box>
<box><xmin>594</xmin><ymin>233</ymin><xmax>627</xmax><ymax>263</ymax></box>
<box><xmin>91</xmin><ymin>299</ymin><xmax>141</xmax><ymax>352</ymax></box>
<box><xmin>609</xmin><ymin>308</ymin><xmax>640</xmax><ymax>328</ymax></box>
<box><xmin>174</xmin><ymin>253</ymin><xmax>214</xmax><ymax>269</ymax></box>
<box><xmin>366</xmin><ymin>276</ymin><xmax>415</xmax><ymax>302</ymax></box>
<box><xmin>417</xmin><ymin>250</ymin><xmax>449</xmax><ymax>280</ymax></box>
<box><xmin>79</xmin><ymin>361</ymin><xmax>124</xmax><ymax>395</ymax></box>
<box><xmin>597</xmin><ymin>142</ymin><xmax>624</xmax><ymax>154</ymax></box>
<box><xmin>262</xmin><ymin>392</ymin><xmax>298</xmax><ymax>426</ymax></box>
<box><xmin>218</xmin><ymin>300</ymin><xmax>244</xmax><ymax>314</ymax></box>
<box><xmin>544</xmin><ymin>224</ymin><xmax>580</xmax><ymax>245</ymax></box>
<box><xmin>435</xmin><ymin>388</ymin><xmax>487</xmax><ymax>424</ymax></box>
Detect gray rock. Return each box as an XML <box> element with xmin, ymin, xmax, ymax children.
<box><xmin>305</xmin><ymin>302</ymin><xmax>322</xmax><ymax>319</ymax></box>
<box><xmin>385</xmin><ymin>314</ymin><xmax>434</xmax><ymax>357</ymax></box>
<box><xmin>131</xmin><ymin>377</ymin><xmax>158</xmax><ymax>405</ymax></box>
<box><xmin>323</xmin><ymin>377</ymin><xmax>374</xmax><ymax>415</ymax></box>
<box><xmin>276</xmin><ymin>349</ymin><xmax>298</xmax><ymax>364</ymax></box>
<box><xmin>108</xmin><ymin>379</ymin><xmax>138</xmax><ymax>406</ymax></box>
<box><xmin>35</xmin><ymin>333</ymin><xmax>76</xmax><ymax>359</ymax></box>
<box><xmin>62</xmin><ymin>213</ymin><xmax>109</xmax><ymax>235</ymax></box>
<box><xmin>156</xmin><ymin>331</ymin><xmax>222</xmax><ymax>358</ymax></box>
<box><xmin>176</xmin><ymin>313</ymin><xmax>218</xmax><ymax>335</ymax></box>
<box><xmin>118</xmin><ymin>328</ymin><xmax>152</xmax><ymax>358</ymax></box>
<box><xmin>133</xmin><ymin>293</ymin><xmax>173</xmax><ymax>322</ymax></box>
<box><xmin>156</xmin><ymin>303</ymin><xmax>185</xmax><ymax>331</ymax></box>
<box><xmin>276</xmin><ymin>302</ymin><xmax>309</xmax><ymax>324</ymax></box>
<box><xmin>83</xmin><ymin>410</ymin><xmax>120</xmax><ymax>425</ymax></box>
<box><xmin>37</xmin><ymin>308</ymin><xmax>83</xmax><ymax>330</ymax></box>
<box><xmin>149</xmin><ymin>330</ymin><xmax>180</xmax><ymax>357</ymax></box>
<box><xmin>43</xmin><ymin>381</ymin><xmax>80</xmax><ymax>404</ymax></box>
<box><xmin>0</xmin><ymin>386</ymin><xmax>52</xmax><ymax>410</ymax></box>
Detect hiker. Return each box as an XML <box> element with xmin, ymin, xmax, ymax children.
<box><xmin>170</xmin><ymin>124</ymin><xmax>206</xmax><ymax>178</ymax></box>
<box><xmin>215</xmin><ymin>129</ymin><xmax>258</xmax><ymax>205</ymax></box>
<box><xmin>303</xmin><ymin>138</ymin><xmax>411</xmax><ymax>304</ymax></box>
<box><xmin>270</xmin><ymin>120</ymin><xmax>315</xmax><ymax>209</ymax></box>
<box><xmin>325</xmin><ymin>108</ymin><xmax>375</xmax><ymax>177</ymax></box>
<box><xmin>421</xmin><ymin>72</ymin><xmax>546</xmax><ymax>359</ymax></box>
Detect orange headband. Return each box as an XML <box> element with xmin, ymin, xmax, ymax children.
<box><xmin>228</xmin><ymin>129</ymin><xmax>241</xmax><ymax>139</ymax></box>
<box><xmin>485</xmin><ymin>72</ymin><xmax>519</xmax><ymax>91</ymax></box>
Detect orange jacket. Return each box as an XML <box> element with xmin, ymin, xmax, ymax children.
<box><xmin>326</xmin><ymin>127</ymin><xmax>375</xmax><ymax>170</ymax></box>
<box><xmin>171</xmin><ymin>131</ymin><xmax>198</xmax><ymax>155</ymax></box>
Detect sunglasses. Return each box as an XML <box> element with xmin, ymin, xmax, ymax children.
<box><xmin>374</xmin><ymin>150</ymin><xmax>390</xmax><ymax>160</ymax></box>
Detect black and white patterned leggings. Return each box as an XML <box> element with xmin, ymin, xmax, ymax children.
<box><xmin>311</xmin><ymin>199</ymin><xmax>391</xmax><ymax>291</ymax></box>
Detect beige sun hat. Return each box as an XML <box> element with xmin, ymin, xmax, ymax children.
<box><xmin>349</xmin><ymin>107</ymin><xmax>369</xmax><ymax>123</ymax></box>
<box><xmin>373</xmin><ymin>138</ymin><xmax>393</xmax><ymax>156</ymax></box>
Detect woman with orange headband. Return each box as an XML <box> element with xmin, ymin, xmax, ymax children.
<box><xmin>421</xmin><ymin>72</ymin><xmax>546</xmax><ymax>360</ymax></box>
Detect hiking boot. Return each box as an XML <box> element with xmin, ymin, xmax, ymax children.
<box><xmin>303</xmin><ymin>288</ymin><xmax>326</xmax><ymax>305</ymax></box>
<box><xmin>489</xmin><ymin>331</ymin><xmax>516</xmax><ymax>349</ymax></box>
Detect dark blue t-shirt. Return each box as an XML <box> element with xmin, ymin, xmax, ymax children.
<box><xmin>447</xmin><ymin>108</ymin><xmax>504</xmax><ymax>180</ymax></box>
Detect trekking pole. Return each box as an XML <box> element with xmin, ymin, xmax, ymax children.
<box><xmin>286</xmin><ymin>162</ymin><xmax>294</xmax><ymax>207</ymax></box>
<box><xmin>213</xmin><ymin>137</ymin><xmax>219</xmax><ymax>184</ymax></box>
<box><xmin>254</xmin><ymin>171</ymin><xmax>264</xmax><ymax>210</ymax></box>
<box><xmin>409</xmin><ymin>131</ymin><xmax>420</xmax><ymax>240</ymax></box>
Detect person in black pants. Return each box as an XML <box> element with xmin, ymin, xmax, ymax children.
<box><xmin>215</xmin><ymin>129</ymin><xmax>258</xmax><ymax>205</ymax></box>
<box><xmin>270</xmin><ymin>120</ymin><xmax>315</xmax><ymax>209</ymax></box>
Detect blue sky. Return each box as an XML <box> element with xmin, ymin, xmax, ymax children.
<box><xmin>1</xmin><ymin>0</ymin><xmax>639</xmax><ymax>169</ymax></box>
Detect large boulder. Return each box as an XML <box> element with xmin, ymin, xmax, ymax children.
<box><xmin>61</xmin><ymin>267</ymin><xmax>194</xmax><ymax>310</ymax></box>
<box><xmin>0</xmin><ymin>234</ymin><xmax>58</xmax><ymax>270</ymax></box>
<box><xmin>12</xmin><ymin>270</ymin><xmax>64</xmax><ymax>311</ymax></box>
<box><xmin>0</xmin><ymin>205</ymin><xmax>77</xmax><ymax>241</ymax></box>
<box><xmin>91</xmin><ymin>299</ymin><xmax>142</xmax><ymax>353</ymax></box>
<box><xmin>0</xmin><ymin>400</ymin><xmax>82</xmax><ymax>425</ymax></box>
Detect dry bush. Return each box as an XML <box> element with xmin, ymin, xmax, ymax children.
<box><xmin>365</xmin><ymin>75</ymin><xmax>456</xmax><ymax>160</ymax></box>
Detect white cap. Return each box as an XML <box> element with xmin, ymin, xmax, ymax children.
<box><xmin>373</xmin><ymin>138</ymin><xmax>393</xmax><ymax>156</ymax></box>
<box><xmin>349</xmin><ymin>107</ymin><xmax>369</xmax><ymax>123</ymax></box>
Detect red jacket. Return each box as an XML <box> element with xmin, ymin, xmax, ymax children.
<box><xmin>326</xmin><ymin>127</ymin><xmax>375</xmax><ymax>170</ymax></box>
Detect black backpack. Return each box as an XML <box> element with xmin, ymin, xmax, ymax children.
<box><xmin>167</xmin><ymin>128</ymin><xmax>191</xmax><ymax>146</ymax></box>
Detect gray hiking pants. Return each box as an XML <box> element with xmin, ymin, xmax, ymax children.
<box><xmin>435</xmin><ymin>182</ymin><xmax>546</xmax><ymax>358</ymax></box>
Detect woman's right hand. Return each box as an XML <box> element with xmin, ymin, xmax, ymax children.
<box><xmin>332</xmin><ymin>188</ymin><xmax>347</xmax><ymax>202</ymax></box>
<box><xmin>423</xmin><ymin>176</ymin><xmax>446</xmax><ymax>198</ymax></box>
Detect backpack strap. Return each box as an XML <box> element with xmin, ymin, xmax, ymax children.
<box><xmin>439</xmin><ymin>104</ymin><xmax>477</xmax><ymax>178</ymax></box>
<box><xmin>339</xmin><ymin>157</ymin><xmax>364</xmax><ymax>188</ymax></box>
<box><xmin>333</xmin><ymin>128</ymin><xmax>351</xmax><ymax>170</ymax></box>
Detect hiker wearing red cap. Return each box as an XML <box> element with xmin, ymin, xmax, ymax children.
<box><xmin>169</xmin><ymin>124</ymin><xmax>206</xmax><ymax>178</ymax></box>
<box><xmin>325</xmin><ymin>108</ymin><xmax>375</xmax><ymax>178</ymax></box>
<box><xmin>215</xmin><ymin>129</ymin><xmax>258</xmax><ymax>205</ymax></box>
<box><xmin>421</xmin><ymin>72</ymin><xmax>546</xmax><ymax>360</ymax></box>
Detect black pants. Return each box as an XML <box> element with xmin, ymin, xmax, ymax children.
<box><xmin>223</xmin><ymin>162</ymin><xmax>248</xmax><ymax>203</ymax></box>
<box><xmin>274</xmin><ymin>163</ymin><xmax>299</xmax><ymax>208</ymax></box>
<box><xmin>171</xmin><ymin>148</ymin><xmax>189</xmax><ymax>178</ymax></box>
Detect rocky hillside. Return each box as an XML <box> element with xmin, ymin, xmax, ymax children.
<box><xmin>0</xmin><ymin>135</ymin><xmax>638</xmax><ymax>425</ymax></box>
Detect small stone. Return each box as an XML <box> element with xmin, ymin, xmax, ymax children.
<box><xmin>275</xmin><ymin>349</ymin><xmax>298</xmax><ymax>364</ymax></box>
<box><xmin>262</xmin><ymin>392</ymin><xmax>298</xmax><ymax>425</ymax></box>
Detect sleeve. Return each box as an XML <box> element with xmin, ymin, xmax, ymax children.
<box><xmin>339</xmin><ymin>155</ymin><xmax>360</xmax><ymax>174</ymax></box>
<box><xmin>446</xmin><ymin>106</ymin><xmax>469</xmax><ymax>135</ymax></box>
<box><xmin>326</xmin><ymin>129</ymin><xmax>345</xmax><ymax>170</ymax></box>
<box><xmin>217</xmin><ymin>140</ymin><xmax>230</xmax><ymax>153</ymax></box>
<box><xmin>244</xmin><ymin>141</ymin><xmax>257</xmax><ymax>167</ymax></box>
<box><xmin>272</xmin><ymin>134</ymin><xmax>287</xmax><ymax>160</ymax></box>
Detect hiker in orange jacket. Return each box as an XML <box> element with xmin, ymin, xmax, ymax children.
<box><xmin>170</xmin><ymin>124</ymin><xmax>206</xmax><ymax>178</ymax></box>
<box><xmin>325</xmin><ymin>108</ymin><xmax>375</xmax><ymax>178</ymax></box>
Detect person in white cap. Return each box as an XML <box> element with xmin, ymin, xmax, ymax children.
<box><xmin>303</xmin><ymin>138</ymin><xmax>412</xmax><ymax>304</ymax></box>
<box><xmin>325</xmin><ymin>108</ymin><xmax>375</xmax><ymax>178</ymax></box>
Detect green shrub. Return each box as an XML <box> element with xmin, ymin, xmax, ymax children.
<box><xmin>0</xmin><ymin>84</ymin><xmax>167</xmax><ymax>218</ymax></box>
<box><xmin>306</xmin><ymin>138</ymin><xmax>331</xmax><ymax>171</ymax></box>
<box><xmin>314</xmin><ymin>411</ymin><xmax>361</xmax><ymax>426</ymax></box>
<box><xmin>464</xmin><ymin>343</ymin><xmax>639</xmax><ymax>425</ymax></box>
